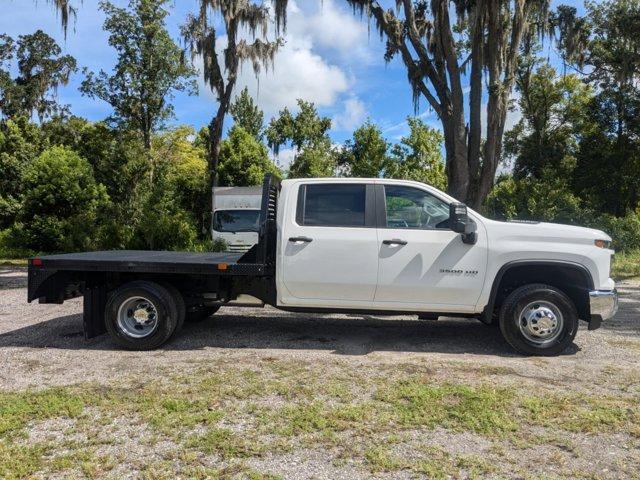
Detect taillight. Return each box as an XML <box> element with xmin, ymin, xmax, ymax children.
<box><xmin>32</xmin><ymin>258</ymin><xmax>43</xmax><ymax>266</ymax></box>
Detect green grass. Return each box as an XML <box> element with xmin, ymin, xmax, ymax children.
<box><xmin>0</xmin><ymin>258</ymin><xmax>27</xmax><ymax>267</ymax></box>
<box><xmin>0</xmin><ymin>441</ymin><xmax>49</xmax><ymax>480</ymax></box>
<box><xmin>612</xmin><ymin>248</ymin><xmax>640</xmax><ymax>279</ymax></box>
<box><xmin>185</xmin><ymin>427</ymin><xmax>265</xmax><ymax>459</ymax></box>
<box><xmin>0</xmin><ymin>388</ymin><xmax>84</xmax><ymax>436</ymax></box>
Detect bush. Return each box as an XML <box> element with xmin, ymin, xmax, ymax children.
<box><xmin>129</xmin><ymin>185</ymin><xmax>200</xmax><ymax>251</ymax></box>
<box><xmin>8</xmin><ymin>146</ymin><xmax>110</xmax><ymax>253</ymax></box>
<box><xmin>484</xmin><ymin>174</ymin><xmax>586</xmax><ymax>224</ymax></box>
<box><xmin>589</xmin><ymin>212</ymin><xmax>640</xmax><ymax>252</ymax></box>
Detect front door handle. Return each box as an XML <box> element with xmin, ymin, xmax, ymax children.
<box><xmin>382</xmin><ymin>239</ymin><xmax>408</xmax><ymax>246</ymax></box>
<box><xmin>289</xmin><ymin>236</ymin><xmax>313</xmax><ymax>243</ymax></box>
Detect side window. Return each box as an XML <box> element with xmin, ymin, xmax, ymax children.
<box><xmin>297</xmin><ymin>184</ymin><xmax>366</xmax><ymax>227</ymax></box>
<box><xmin>384</xmin><ymin>185</ymin><xmax>450</xmax><ymax>229</ymax></box>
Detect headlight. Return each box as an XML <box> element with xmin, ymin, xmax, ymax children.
<box><xmin>594</xmin><ymin>239</ymin><xmax>611</xmax><ymax>249</ymax></box>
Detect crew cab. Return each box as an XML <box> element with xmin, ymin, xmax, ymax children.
<box><xmin>28</xmin><ymin>175</ymin><xmax>618</xmax><ymax>356</ymax></box>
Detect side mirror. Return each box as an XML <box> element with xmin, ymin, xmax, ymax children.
<box><xmin>449</xmin><ymin>202</ymin><xmax>477</xmax><ymax>245</ymax></box>
<box><xmin>449</xmin><ymin>202</ymin><xmax>468</xmax><ymax>233</ymax></box>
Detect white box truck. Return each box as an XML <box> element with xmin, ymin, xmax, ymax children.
<box><xmin>211</xmin><ymin>186</ymin><xmax>262</xmax><ymax>252</ymax></box>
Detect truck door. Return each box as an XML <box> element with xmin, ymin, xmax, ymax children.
<box><xmin>280</xmin><ymin>182</ymin><xmax>379</xmax><ymax>306</ymax></box>
<box><xmin>373</xmin><ymin>184</ymin><xmax>487</xmax><ymax>310</ymax></box>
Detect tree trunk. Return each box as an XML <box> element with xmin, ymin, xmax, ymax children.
<box><xmin>208</xmin><ymin>104</ymin><xmax>225</xmax><ymax>198</ymax></box>
<box><xmin>443</xmin><ymin>113</ymin><xmax>470</xmax><ymax>201</ymax></box>
<box><xmin>207</xmin><ymin>83</ymin><xmax>235</xmax><ymax>214</ymax></box>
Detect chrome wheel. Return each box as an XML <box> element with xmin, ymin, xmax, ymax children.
<box><xmin>518</xmin><ymin>300</ymin><xmax>564</xmax><ymax>344</ymax></box>
<box><xmin>116</xmin><ymin>296</ymin><xmax>159</xmax><ymax>339</ymax></box>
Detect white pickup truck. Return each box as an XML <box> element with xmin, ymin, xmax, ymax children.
<box><xmin>28</xmin><ymin>174</ymin><xmax>618</xmax><ymax>356</ymax></box>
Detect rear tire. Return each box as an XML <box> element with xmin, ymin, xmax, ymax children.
<box><xmin>105</xmin><ymin>281</ymin><xmax>178</xmax><ymax>350</ymax></box>
<box><xmin>159</xmin><ymin>282</ymin><xmax>185</xmax><ymax>334</ymax></box>
<box><xmin>499</xmin><ymin>283</ymin><xmax>578</xmax><ymax>356</ymax></box>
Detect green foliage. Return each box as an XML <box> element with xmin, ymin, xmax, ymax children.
<box><xmin>388</xmin><ymin>117</ymin><xmax>446</xmax><ymax>189</ymax></box>
<box><xmin>0</xmin><ymin>117</ymin><xmax>41</xmax><ymax>228</ymax></box>
<box><xmin>80</xmin><ymin>0</ymin><xmax>196</xmax><ymax>148</ymax></box>
<box><xmin>287</xmin><ymin>141</ymin><xmax>337</xmax><ymax>178</ymax></box>
<box><xmin>555</xmin><ymin>0</ymin><xmax>640</xmax><ymax>215</ymax></box>
<box><xmin>338</xmin><ymin>120</ymin><xmax>391</xmax><ymax>177</ymax></box>
<box><xmin>266</xmin><ymin>99</ymin><xmax>336</xmax><ymax>178</ymax></box>
<box><xmin>129</xmin><ymin>127</ymin><xmax>210</xmax><ymax>251</ymax></box>
<box><xmin>485</xmin><ymin>174</ymin><xmax>585</xmax><ymax>225</ymax></box>
<box><xmin>133</xmin><ymin>187</ymin><xmax>200</xmax><ymax>251</ymax></box>
<box><xmin>217</xmin><ymin>126</ymin><xmax>281</xmax><ymax>186</ymax></box>
<box><xmin>611</xmin><ymin>248</ymin><xmax>640</xmax><ymax>279</ymax></box>
<box><xmin>338</xmin><ymin>117</ymin><xmax>446</xmax><ymax>189</ymax></box>
<box><xmin>229</xmin><ymin>87</ymin><xmax>264</xmax><ymax>140</ymax></box>
<box><xmin>0</xmin><ymin>30</ymin><xmax>76</xmax><ymax>121</ymax></box>
<box><xmin>505</xmin><ymin>64</ymin><xmax>592</xmax><ymax>180</ymax></box>
<box><xmin>266</xmin><ymin>100</ymin><xmax>331</xmax><ymax>155</ymax></box>
<box><xmin>589</xmin><ymin>212</ymin><xmax>640</xmax><ymax>252</ymax></box>
<box><xmin>9</xmin><ymin>146</ymin><xmax>110</xmax><ymax>253</ymax></box>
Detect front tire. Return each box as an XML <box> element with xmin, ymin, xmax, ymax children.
<box><xmin>499</xmin><ymin>283</ymin><xmax>578</xmax><ymax>356</ymax></box>
<box><xmin>105</xmin><ymin>281</ymin><xmax>178</xmax><ymax>350</ymax></box>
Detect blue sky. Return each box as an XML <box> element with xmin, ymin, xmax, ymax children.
<box><xmin>1</xmin><ymin>0</ymin><xmax>584</xmax><ymax>167</ymax></box>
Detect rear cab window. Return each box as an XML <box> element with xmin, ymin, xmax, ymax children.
<box><xmin>296</xmin><ymin>183</ymin><xmax>375</xmax><ymax>227</ymax></box>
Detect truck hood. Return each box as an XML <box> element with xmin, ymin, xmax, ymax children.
<box><xmin>485</xmin><ymin>219</ymin><xmax>612</xmax><ymax>245</ymax></box>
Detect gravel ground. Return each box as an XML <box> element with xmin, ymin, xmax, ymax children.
<box><xmin>0</xmin><ymin>266</ymin><xmax>639</xmax><ymax>479</ymax></box>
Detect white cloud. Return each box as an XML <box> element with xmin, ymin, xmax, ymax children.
<box><xmin>274</xmin><ymin>147</ymin><xmax>297</xmax><ymax>170</ymax></box>
<box><xmin>332</xmin><ymin>97</ymin><xmax>367</xmax><ymax>131</ymax></box>
<box><xmin>196</xmin><ymin>0</ymin><xmax>371</xmax><ymax>119</ymax></box>
<box><xmin>300</xmin><ymin>0</ymin><xmax>372</xmax><ymax>61</ymax></box>
<box><xmin>236</xmin><ymin>43</ymin><xmax>349</xmax><ymax>117</ymax></box>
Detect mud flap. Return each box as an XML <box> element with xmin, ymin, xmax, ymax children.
<box><xmin>83</xmin><ymin>285</ymin><xmax>107</xmax><ymax>339</ymax></box>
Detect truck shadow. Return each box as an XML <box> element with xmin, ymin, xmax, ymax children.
<box><xmin>0</xmin><ymin>309</ymin><xmax>583</xmax><ymax>357</ymax></box>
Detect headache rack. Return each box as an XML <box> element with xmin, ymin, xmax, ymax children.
<box><xmin>237</xmin><ymin>173</ymin><xmax>281</xmax><ymax>272</ymax></box>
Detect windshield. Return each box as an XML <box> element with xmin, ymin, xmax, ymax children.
<box><xmin>213</xmin><ymin>209</ymin><xmax>260</xmax><ymax>233</ymax></box>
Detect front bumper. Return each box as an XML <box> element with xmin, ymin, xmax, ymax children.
<box><xmin>588</xmin><ymin>289</ymin><xmax>618</xmax><ymax>330</ymax></box>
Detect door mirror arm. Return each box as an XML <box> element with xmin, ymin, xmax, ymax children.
<box><xmin>449</xmin><ymin>202</ymin><xmax>477</xmax><ymax>245</ymax></box>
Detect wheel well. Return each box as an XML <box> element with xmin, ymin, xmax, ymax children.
<box><xmin>489</xmin><ymin>263</ymin><xmax>592</xmax><ymax>322</ymax></box>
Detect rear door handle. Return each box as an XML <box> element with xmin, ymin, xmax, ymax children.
<box><xmin>383</xmin><ymin>239</ymin><xmax>408</xmax><ymax>246</ymax></box>
<box><xmin>289</xmin><ymin>236</ymin><xmax>313</xmax><ymax>243</ymax></box>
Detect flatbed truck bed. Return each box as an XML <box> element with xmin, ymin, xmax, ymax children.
<box><xmin>29</xmin><ymin>250</ymin><xmax>261</xmax><ymax>276</ymax></box>
<box><xmin>27</xmin><ymin>175</ymin><xmax>280</xmax><ymax>347</ymax></box>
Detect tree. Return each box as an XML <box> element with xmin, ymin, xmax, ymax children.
<box><xmin>266</xmin><ymin>99</ymin><xmax>336</xmax><ymax>178</ymax></box>
<box><xmin>0</xmin><ymin>30</ymin><xmax>76</xmax><ymax>121</ymax></box>
<box><xmin>388</xmin><ymin>117</ymin><xmax>447</xmax><ymax>190</ymax></box>
<box><xmin>347</xmin><ymin>0</ymin><xmax>551</xmax><ymax>207</ymax></box>
<box><xmin>229</xmin><ymin>87</ymin><xmax>264</xmax><ymax>140</ymax></box>
<box><xmin>10</xmin><ymin>146</ymin><xmax>110</xmax><ymax>253</ymax></box>
<box><xmin>338</xmin><ymin>120</ymin><xmax>391</xmax><ymax>177</ymax></box>
<box><xmin>505</xmin><ymin>63</ymin><xmax>592</xmax><ymax>179</ymax></box>
<box><xmin>218</xmin><ymin>126</ymin><xmax>281</xmax><ymax>186</ymax></box>
<box><xmin>81</xmin><ymin>0</ymin><xmax>196</xmax><ymax>150</ymax></box>
<box><xmin>556</xmin><ymin>0</ymin><xmax>640</xmax><ymax>215</ymax></box>
<box><xmin>182</xmin><ymin>0</ymin><xmax>288</xmax><ymax>193</ymax></box>
<box><xmin>0</xmin><ymin>117</ymin><xmax>41</xmax><ymax>228</ymax></box>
